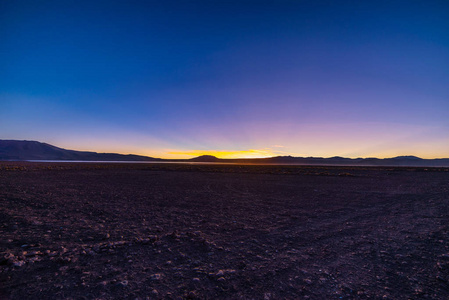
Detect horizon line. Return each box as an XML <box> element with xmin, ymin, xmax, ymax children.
<box><xmin>1</xmin><ymin>139</ymin><xmax>449</xmax><ymax>161</ymax></box>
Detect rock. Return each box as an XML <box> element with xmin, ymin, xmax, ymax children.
<box><xmin>117</xmin><ymin>280</ymin><xmax>128</xmax><ymax>287</ymax></box>
<box><xmin>187</xmin><ymin>290</ymin><xmax>197</xmax><ymax>298</ymax></box>
<box><xmin>25</xmin><ymin>250</ymin><xmax>42</xmax><ymax>257</ymax></box>
<box><xmin>99</xmin><ymin>281</ymin><xmax>108</xmax><ymax>287</ymax></box>
<box><xmin>48</xmin><ymin>251</ymin><xmax>58</xmax><ymax>257</ymax></box>
<box><xmin>150</xmin><ymin>273</ymin><xmax>162</xmax><ymax>280</ymax></box>
<box><xmin>264</xmin><ymin>292</ymin><xmax>273</xmax><ymax>300</ymax></box>
<box><xmin>1</xmin><ymin>253</ymin><xmax>14</xmax><ymax>266</ymax></box>
<box><xmin>13</xmin><ymin>260</ymin><xmax>25</xmax><ymax>267</ymax></box>
<box><xmin>215</xmin><ymin>269</ymin><xmax>236</xmax><ymax>276</ymax></box>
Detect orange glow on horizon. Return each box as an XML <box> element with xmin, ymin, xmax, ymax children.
<box><xmin>167</xmin><ymin>149</ymin><xmax>277</xmax><ymax>159</ymax></box>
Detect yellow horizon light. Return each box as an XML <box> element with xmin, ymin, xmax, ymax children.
<box><xmin>167</xmin><ymin>149</ymin><xmax>276</xmax><ymax>159</ymax></box>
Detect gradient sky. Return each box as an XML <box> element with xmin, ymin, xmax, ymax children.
<box><xmin>1</xmin><ymin>0</ymin><xmax>448</xmax><ymax>159</ymax></box>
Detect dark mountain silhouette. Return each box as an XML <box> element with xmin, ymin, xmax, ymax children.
<box><xmin>190</xmin><ymin>155</ymin><xmax>222</xmax><ymax>162</ymax></box>
<box><xmin>187</xmin><ymin>155</ymin><xmax>449</xmax><ymax>167</ymax></box>
<box><xmin>265</xmin><ymin>155</ymin><xmax>443</xmax><ymax>167</ymax></box>
<box><xmin>390</xmin><ymin>155</ymin><xmax>422</xmax><ymax>160</ymax></box>
<box><xmin>1</xmin><ymin>139</ymin><xmax>449</xmax><ymax>166</ymax></box>
<box><xmin>0</xmin><ymin>140</ymin><xmax>161</xmax><ymax>161</ymax></box>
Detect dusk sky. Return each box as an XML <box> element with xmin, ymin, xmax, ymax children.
<box><xmin>1</xmin><ymin>1</ymin><xmax>448</xmax><ymax>159</ymax></box>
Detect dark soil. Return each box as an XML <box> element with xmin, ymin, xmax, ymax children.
<box><xmin>1</xmin><ymin>162</ymin><xmax>449</xmax><ymax>299</ymax></box>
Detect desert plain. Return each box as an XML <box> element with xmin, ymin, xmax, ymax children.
<box><xmin>1</xmin><ymin>162</ymin><xmax>448</xmax><ymax>299</ymax></box>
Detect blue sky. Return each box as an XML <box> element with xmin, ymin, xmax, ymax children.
<box><xmin>1</xmin><ymin>0</ymin><xmax>448</xmax><ymax>158</ymax></box>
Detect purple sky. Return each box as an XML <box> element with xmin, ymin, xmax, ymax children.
<box><xmin>1</xmin><ymin>1</ymin><xmax>448</xmax><ymax>158</ymax></box>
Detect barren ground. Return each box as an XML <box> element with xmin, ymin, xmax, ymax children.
<box><xmin>1</xmin><ymin>162</ymin><xmax>449</xmax><ymax>299</ymax></box>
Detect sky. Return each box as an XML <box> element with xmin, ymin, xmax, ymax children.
<box><xmin>1</xmin><ymin>0</ymin><xmax>448</xmax><ymax>159</ymax></box>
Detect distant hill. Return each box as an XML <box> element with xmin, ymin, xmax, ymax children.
<box><xmin>1</xmin><ymin>139</ymin><xmax>449</xmax><ymax>166</ymax></box>
<box><xmin>0</xmin><ymin>140</ymin><xmax>160</xmax><ymax>161</ymax></box>
<box><xmin>190</xmin><ymin>155</ymin><xmax>222</xmax><ymax>162</ymax></box>
<box><xmin>188</xmin><ymin>154</ymin><xmax>449</xmax><ymax>167</ymax></box>
<box><xmin>221</xmin><ymin>156</ymin><xmax>449</xmax><ymax>167</ymax></box>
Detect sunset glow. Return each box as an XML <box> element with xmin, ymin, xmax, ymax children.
<box><xmin>167</xmin><ymin>149</ymin><xmax>278</xmax><ymax>159</ymax></box>
<box><xmin>1</xmin><ymin>1</ymin><xmax>448</xmax><ymax>159</ymax></box>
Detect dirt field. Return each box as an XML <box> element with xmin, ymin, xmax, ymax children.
<box><xmin>1</xmin><ymin>162</ymin><xmax>448</xmax><ymax>299</ymax></box>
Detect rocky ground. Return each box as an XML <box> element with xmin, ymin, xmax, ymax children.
<box><xmin>0</xmin><ymin>162</ymin><xmax>449</xmax><ymax>299</ymax></box>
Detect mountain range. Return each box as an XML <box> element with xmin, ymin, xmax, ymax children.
<box><xmin>0</xmin><ymin>140</ymin><xmax>161</xmax><ymax>162</ymax></box>
<box><xmin>1</xmin><ymin>140</ymin><xmax>449</xmax><ymax>167</ymax></box>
